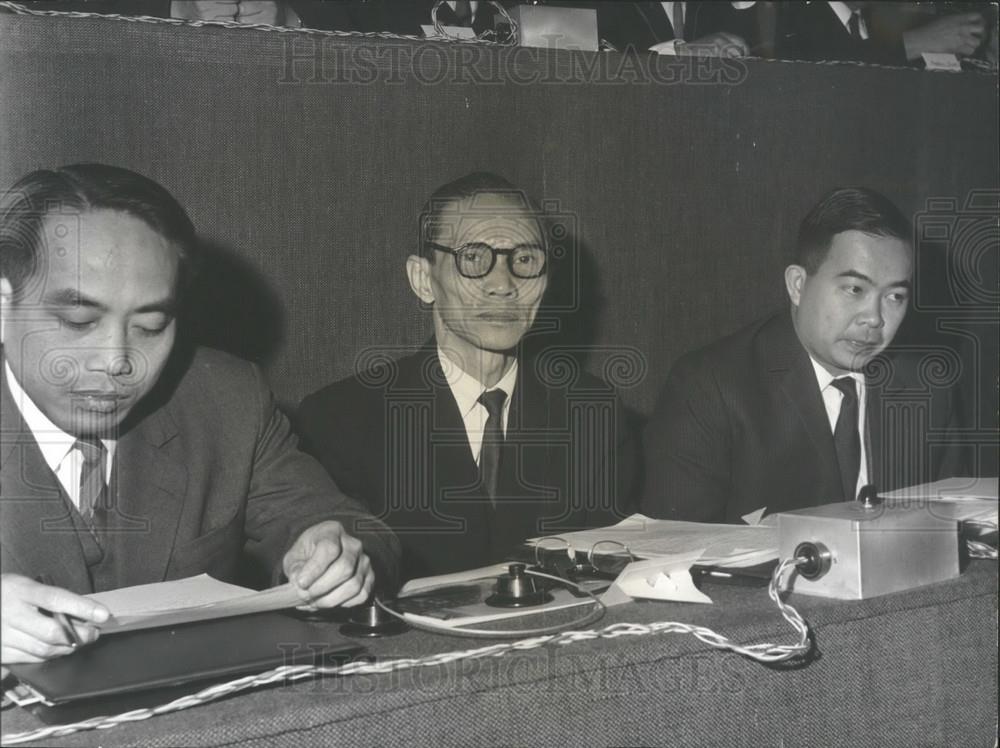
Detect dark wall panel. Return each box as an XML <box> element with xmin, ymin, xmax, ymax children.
<box><xmin>1</xmin><ymin>13</ymin><xmax>996</xmax><ymax>454</ymax></box>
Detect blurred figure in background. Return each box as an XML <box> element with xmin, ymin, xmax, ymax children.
<box><xmin>776</xmin><ymin>1</ymin><xmax>993</xmax><ymax>66</ymax></box>
<box><xmin>594</xmin><ymin>1</ymin><xmax>764</xmax><ymax>56</ymax></box>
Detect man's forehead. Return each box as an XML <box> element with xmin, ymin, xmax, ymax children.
<box><xmin>433</xmin><ymin>195</ymin><xmax>544</xmax><ymax>246</ymax></box>
<box><xmin>15</xmin><ymin>208</ymin><xmax>179</xmax><ymax>303</ymax></box>
<box><xmin>820</xmin><ymin>231</ymin><xmax>913</xmax><ymax>270</ymax></box>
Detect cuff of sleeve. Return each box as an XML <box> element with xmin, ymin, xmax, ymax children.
<box><xmin>651</xmin><ymin>39</ymin><xmax>683</xmax><ymax>55</ymax></box>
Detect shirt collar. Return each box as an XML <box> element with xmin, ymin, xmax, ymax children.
<box><xmin>828</xmin><ymin>2</ymin><xmax>860</xmax><ymax>32</ymax></box>
<box><xmin>438</xmin><ymin>348</ymin><xmax>518</xmax><ymax>419</ymax></box>
<box><xmin>807</xmin><ymin>355</ymin><xmax>865</xmax><ymax>392</ymax></box>
<box><xmin>3</xmin><ymin>360</ymin><xmax>116</xmax><ymax>473</ymax></box>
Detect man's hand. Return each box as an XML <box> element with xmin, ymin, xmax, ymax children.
<box><xmin>1</xmin><ymin>574</ymin><xmax>109</xmax><ymax>666</ymax></box>
<box><xmin>651</xmin><ymin>32</ymin><xmax>748</xmax><ymax>58</ymax></box>
<box><xmin>903</xmin><ymin>13</ymin><xmax>986</xmax><ymax>60</ymax></box>
<box><xmin>282</xmin><ymin>521</ymin><xmax>374</xmax><ymax>609</ymax></box>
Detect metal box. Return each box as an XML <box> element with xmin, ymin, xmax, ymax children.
<box><xmin>509</xmin><ymin>5</ymin><xmax>598</xmax><ymax>52</ymax></box>
<box><xmin>777</xmin><ymin>501</ymin><xmax>960</xmax><ymax>599</ymax></box>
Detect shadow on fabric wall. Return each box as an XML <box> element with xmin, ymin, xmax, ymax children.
<box><xmin>179</xmin><ymin>239</ymin><xmax>286</xmax><ymax>367</ymax></box>
<box><xmin>526</xmin><ymin>228</ymin><xmax>649</xmax><ymax>420</ymax></box>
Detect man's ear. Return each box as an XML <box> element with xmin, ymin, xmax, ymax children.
<box><xmin>784</xmin><ymin>265</ymin><xmax>806</xmax><ymax>307</ymax></box>
<box><xmin>0</xmin><ymin>278</ymin><xmax>12</xmax><ymax>345</ymax></box>
<box><xmin>405</xmin><ymin>255</ymin><xmax>435</xmax><ymax>305</ymax></box>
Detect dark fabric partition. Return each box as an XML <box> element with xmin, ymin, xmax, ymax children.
<box><xmin>1</xmin><ymin>13</ymin><xmax>997</xmax><ymax>472</ymax></box>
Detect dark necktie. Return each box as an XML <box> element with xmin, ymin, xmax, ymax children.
<box><xmin>75</xmin><ymin>438</ymin><xmax>108</xmax><ymax>523</ymax></box>
<box><xmin>452</xmin><ymin>0</ymin><xmax>472</xmax><ymax>26</ymax></box>
<box><xmin>848</xmin><ymin>11</ymin><xmax>863</xmax><ymax>41</ymax></box>
<box><xmin>672</xmin><ymin>1</ymin><xmax>685</xmax><ymax>41</ymax></box>
<box><xmin>831</xmin><ymin>377</ymin><xmax>861</xmax><ymax>500</ymax></box>
<box><xmin>478</xmin><ymin>388</ymin><xmax>507</xmax><ymax>504</ymax></box>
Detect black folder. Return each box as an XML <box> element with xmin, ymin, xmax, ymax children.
<box><xmin>8</xmin><ymin>611</ymin><xmax>363</xmax><ymax>717</ymax></box>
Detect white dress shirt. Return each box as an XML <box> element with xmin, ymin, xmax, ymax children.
<box><xmin>4</xmin><ymin>361</ymin><xmax>116</xmax><ymax>509</ymax></box>
<box><xmin>438</xmin><ymin>349</ymin><xmax>517</xmax><ymax>465</ymax></box>
<box><xmin>828</xmin><ymin>1</ymin><xmax>869</xmax><ymax>40</ymax></box>
<box><xmin>808</xmin><ymin>356</ymin><xmax>869</xmax><ymax>495</ymax></box>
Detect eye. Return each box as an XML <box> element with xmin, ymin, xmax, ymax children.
<box><xmin>842</xmin><ymin>284</ymin><xmax>863</xmax><ymax>296</ymax></box>
<box><xmin>135</xmin><ymin>324</ymin><xmax>168</xmax><ymax>337</ymax></box>
<box><xmin>458</xmin><ymin>244</ymin><xmax>491</xmax><ymax>263</ymax></box>
<box><xmin>886</xmin><ymin>291</ymin><xmax>909</xmax><ymax>305</ymax></box>
<box><xmin>133</xmin><ymin>315</ymin><xmax>173</xmax><ymax>336</ymax></box>
<box><xmin>58</xmin><ymin>316</ymin><xmax>98</xmax><ymax>332</ymax></box>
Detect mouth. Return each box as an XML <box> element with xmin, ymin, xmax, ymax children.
<box><xmin>842</xmin><ymin>339</ymin><xmax>880</xmax><ymax>354</ymax></box>
<box><xmin>476</xmin><ymin>311</ymin><xmax>522</xmax><ymax>323</ymax></box>
<box><xmin>71</xmin><ymin>391</ymin><xmax>128</xmax><ymax>413</ymax></box>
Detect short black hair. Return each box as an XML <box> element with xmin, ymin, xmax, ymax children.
<box><xmin>0</xmin><ymin>163</ymin><xmax>196</xmax><ymax>300</ymax></box>
<box><xmin>795</xmin><ymin>187</ymin><xmax>911</xmax><ymax>274</ymax></box>
<box><xmin>417</xmin><ymin>171</ymin><xmax>544</xmax><ymax>261</ymax></box>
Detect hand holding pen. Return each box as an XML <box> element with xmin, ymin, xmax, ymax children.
<box><xmin>0</xmin><ymin>574</ymin><xmax>110</xmax><ymax>666</ymax></box>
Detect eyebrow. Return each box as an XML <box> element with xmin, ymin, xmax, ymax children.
<box><xmin>835</xmin><ymin>270</ymin><xmax>912</xmax><ymax>289</ymax></box>
<box><xmin>43</xmin><ymin>288</ymin><xmax>177</xmax><ymax>314</ymax></box>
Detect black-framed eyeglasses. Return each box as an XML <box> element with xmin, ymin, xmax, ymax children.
<box><xmin>426</xmin><ymin>241</ymin><xmax>547</xmax><ymax>279</ymax></box>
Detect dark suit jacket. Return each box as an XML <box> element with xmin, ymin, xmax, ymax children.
<box><xmin>640</xmin><ymin>311</ymin><xmax>966</xmax><ymax>523</ymax></box>
<box><xmin>595</xmin><ymin>1</ymin><xmax>760</xmax><ymax>53</ymax></box>
<box><xmin>347</xmin><ymin>1</ymin><xmax>506</xmax><ymax>36</ymax></box>
<box><xmin>775</xmin><ymin>1</ymin><xmax>906</xmax><ymax>65</ymax></box>
<box><xmin>0</xmin><ymin>346</ymin><xmax>399</xmax><ymax>594</ymax></box>
<box><xmin>296</xmin><ymin>341</ymin><xmax>638</xmax><ymax>582</ymax></box>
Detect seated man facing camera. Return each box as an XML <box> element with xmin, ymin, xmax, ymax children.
<box><xmin>0</xmin><ymin>164</ymin><xmax>399</xmax><ymax>666</ymax></box>
<box><xmin>297</xmin><ymin>172</ymin><xmax>637</xmax><ymax>583</ymax></box>
<box><xmin>641</xmin><ymin>187</ymin><xmax>965</xmax><ymax>523</ymax></box>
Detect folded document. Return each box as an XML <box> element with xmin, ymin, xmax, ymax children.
<box><xmin>527</xmin><ymin>513</ymin><xmax>779</xmax><ymax>569</ymax></box>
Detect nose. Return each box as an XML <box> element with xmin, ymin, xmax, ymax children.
<box><xmin>84</xmin><ymin>325</ymin><xmax>134</xmax><ymax>377</ymax></box>
<box><xmin>857</xmin><ymin>295</ymin><xmax>885</xmax><ymax>330</ymax></box>
<box><xmin>481</xmin><ymin>256</ymin><xmax>517</xmax><ymax>297</ymax></box>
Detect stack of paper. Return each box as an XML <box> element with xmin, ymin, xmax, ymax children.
<box><xmin>527</xmin><ymin>513</ymin><xmax>778</xmax><ymax>569</ymax></box>
<box><xmin>881</xmin><ymin>477</ymin><xmax>998</xmax><ymax>526</ymax></box>
<box><xmin>87</xmin><ymin>574</ymin><xmax>302</xmax><ymax>633</ymax></box>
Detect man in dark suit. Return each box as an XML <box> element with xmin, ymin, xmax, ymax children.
<box><xmin>776</xmin><ymin>1</ymin><xmax>987</xmax><ymax>66</ymax></box>
<box><xmin>0</xmin><ymin>164</ymin><xmax>399</xmax><ymax>667</ymax></box>
<box><xmin>297</xmin><ymin>172</ymin><xmax>637</xmax><ymax>582</ymax></box>
<box><xmin>641</xmin><ymin>187</ymin><xmax>965</xmax><ymax>523</ymax></box>
<box><xmin>595</xmin><ymin>2</ymin><xmax>757</xmax><ymax>56</ymax></box>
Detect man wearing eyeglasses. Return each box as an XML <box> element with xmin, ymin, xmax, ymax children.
<box><xmin>296</xmin><ymin>172</ymin><xmax>637</xmax><ymax>583</ymax></box>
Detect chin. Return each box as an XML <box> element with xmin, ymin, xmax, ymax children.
<box><xmin>64</xmin><ymin>409</ymin><xmax>130</xmax><ymax>438</ymax></box>
<box><xmin>469</xmin><ymin>326</ymin><xmax>527</xmax><ymax>352</ymax></box>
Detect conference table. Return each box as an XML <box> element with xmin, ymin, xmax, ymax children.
<box><xmin>1</xmin><ymin>560</ymin><xmax>995</xmax><ymax>747</ymax></box>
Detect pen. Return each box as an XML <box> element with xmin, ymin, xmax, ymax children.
<box><xmin>35</xmin><ymin>574</ymin><xmax>84</xmax><ymax>648</ymax></box>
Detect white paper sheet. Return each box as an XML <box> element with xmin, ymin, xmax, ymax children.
<box><xmin>881</xmin><ymin>478</ymin><xmax>998</xmax><ymax>525</ymax></box>
<box><xmin>609</xmin><ymin>552</ymin><xmax>714</xmax><ymax>604</ymax></box>
<box><xmin>87</xmin><ymin>574</ymin><xmax>302</xmax><ymax>634</ymax></box>
<box><xmin>527</xmin><ymin>513</ymin><xmax>778</xmax><ymax>569</ymax></box>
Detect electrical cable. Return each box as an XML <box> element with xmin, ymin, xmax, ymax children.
<box><xmin>1</xmin><ymin>558</ymin><xmax>813</xmax><ymax>745</ymax></box>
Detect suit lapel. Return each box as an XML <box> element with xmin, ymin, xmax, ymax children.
<box><xmin>765</xmin><ymin>313</ymin><xmax>843</xmax><ymax>495</ymax></box>
<box><xmin>0</xmin><ymin>370</ymin><xmax>93</xmax><ymax>592</ymax></box>
<box><xmin>403</xmin><ymin>343</ymin><xmax>483</xmax><ymax>503</ymax></box>
<box><xmin>111</xmin><ymin>403</ymin><xmax>188</xmax><ymax>584</ymax></box>
<box><xmin>636</xmin><ymin>2</ymin><xmax>674</xmax><ymax>44</ymax></box>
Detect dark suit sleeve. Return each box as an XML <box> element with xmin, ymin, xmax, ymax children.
<box><xmin>639</xmin><ymin>355</ymin><xmax>733</xmax><ymax>522</ymax></box>
<box><xmin>242</xmin><ymin>368</ymin><xmax>400</xmax><ymax>591</ymax></box>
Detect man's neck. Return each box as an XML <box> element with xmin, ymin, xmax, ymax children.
<box><xmin>434</xmin><ymin>330</ymin><xmax>516</xmax><ymax>389</ymax></box>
